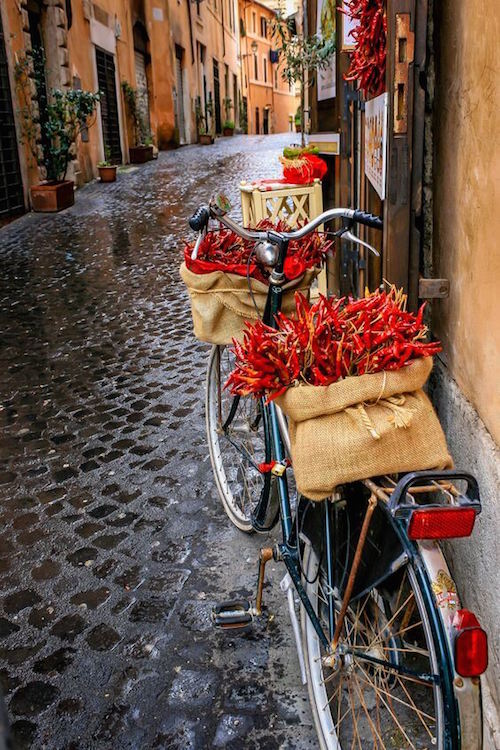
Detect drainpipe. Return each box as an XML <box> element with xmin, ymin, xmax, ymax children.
<box><xmin>186</xmin><ymin>0</ymin><xmax>195</xmax><ymax>65</ymax></box>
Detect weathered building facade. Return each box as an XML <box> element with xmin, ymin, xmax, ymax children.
<box><xmin>0</xmin><ymin>0</ymin><xmax>176</xmax><ymax>210</ymax></box>
<box><xmin>0</xmin><ymin>0</ymin><xmax>296</xmax><ymax>220</ymax></box>
<box><xmin>305</xmin><ymin>0</ymin><xmax>499</xmax><ymax>744</ymax></box>
<box><xmin>239</xmin><ymin>0</ymin><xmax>299</xmax><ymax>135</ymax></box>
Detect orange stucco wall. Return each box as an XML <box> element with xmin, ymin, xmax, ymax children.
<box><xmin>239</xmin><ymin>0</ymin><xmax>298</xmax><ymax>134</ymax></box>
<box><xmin>432</xmin><ymin>0</ymin><xmax>500</xmax><ymax>444</ymax></box>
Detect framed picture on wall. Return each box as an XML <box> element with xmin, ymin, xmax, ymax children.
<box><xmin>341</xmin><ymin>1</ymin><xmax>359</xmax><ymax>50</ymax></box>
<box><xmin>364</xmin><ymin>92</ymin><xmax>388</xmax><ymax>200</ymax></box>
<box><xmin>316</xmin><ymin>0</ymin><xmax>336</xmax><ymax>101</ymax></box>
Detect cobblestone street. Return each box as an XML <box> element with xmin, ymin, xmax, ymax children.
<box><xmin>0</xmin><ymin>134</ymin><xmax>318</xmax><ymax>750</ymax></box>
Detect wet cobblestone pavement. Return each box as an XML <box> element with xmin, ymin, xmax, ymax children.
<box><xmin>0</xmin><ymin>135</ymin><xmax>318</xmax><ymax>749</ymax></box>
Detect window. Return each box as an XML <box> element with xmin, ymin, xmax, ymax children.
<box><xmin>253</xmin><ymin>53</ymin><xmax>258</xmax><ymax>80</ymax></box>
<box><xmin>263</xmin><ymin>56</ymin><xmax>267</xmax><ymax>83</ymax></box>
<box><xmin>260</xmin><ymin>16</ymin><xmax>267</xmax><ymax>37</ymax></box>
<box><xmin>252</xmin><ymin>11</ymin><xmax>256</xmax><ymax>33</ymax></box>
<box><xmin>240</xmin><ymin>17</ymin><xmax>245</xmax><ymax>36</ymax></box>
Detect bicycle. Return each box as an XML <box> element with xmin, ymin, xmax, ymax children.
<box><xmin>188</xmin><ymin>199</ymin><xmax>487</xmax><ymax>749</ymax></box>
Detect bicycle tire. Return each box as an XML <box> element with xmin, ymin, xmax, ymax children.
<box><xmin>206</xmin><ymin>344</ymin><xmax>273</xmax><ymax>533</ymax></box>
<box><xmin>300</xmin><ymin>494</ymin><xmax>460</xmax><ymax>750</ymax></box>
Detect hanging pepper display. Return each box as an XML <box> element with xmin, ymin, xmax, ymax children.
<box><xmin>226</xmin><ymin>286</ymin><xmax>442</xmax><ymax>400</ymax></box>
<box><xmin>184</xmin><ymin>218</ymin><xmax>334</xmax><ymax>282</ymax></box>
<box><xmin>343</xmin><ymin>0</ymin><xmax>387</xmax><ymax>98</ymax></box>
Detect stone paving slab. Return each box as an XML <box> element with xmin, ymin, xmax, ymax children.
<box><xmin>0</xmin><ymin>135</ymin><xmax>318</xmax><ymax>749</ymax></box>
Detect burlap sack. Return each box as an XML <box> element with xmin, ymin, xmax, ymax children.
<box><xmin>180</xmin><ymin>263</ymin><xmax>320</xmax><ymax>345</ymax></box>
<box><xmin>275</xmin><ymin>357</ymin><xmax>452</xmax><ymax>501</ymax></box>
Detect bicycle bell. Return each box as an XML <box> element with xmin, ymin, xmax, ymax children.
<box><xmin>255</xmin><ymin>240</ymin><xmax>279</xmax><ymax>267</ymax></box>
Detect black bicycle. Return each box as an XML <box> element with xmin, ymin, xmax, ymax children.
<box><xmin>189</xmin><ymin>198</ymin><xmax>487</xmax><ymax>750</ymax></box>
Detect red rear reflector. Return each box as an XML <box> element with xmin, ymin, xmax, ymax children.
<box><xmin>453</xmin><ymin>610</ymin><xmax>488</xmax><ymax>677</ymax></box>
<box><xmin>407</xmin><ymin>507</ymin><xmax>476</xmax><ymax>540</ymax></box>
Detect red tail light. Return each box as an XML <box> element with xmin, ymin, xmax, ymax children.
<box><xmin>407</xmin><ymin>507</ymin><xmax>477</xmax><ymax>540</ymax></box>
<box><xmin>453</xmin><ymin>610</ymin><xmax>488</xmax><ymax>677</ymax></box>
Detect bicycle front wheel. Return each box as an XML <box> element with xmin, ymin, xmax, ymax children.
<box><xmin>300</xmin><ymin>494</ymin><xmax>456</xmax><ymax>750</ymax></box>
<box><xmin>206</xmin><ymin>344</ymin><xmax>273</xmax><ymax>533</ymax></box>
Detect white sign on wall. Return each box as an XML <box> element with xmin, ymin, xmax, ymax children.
<box><xmin>316</xmin><ymin>0</ymin><xmax>336</xmax><ymax>101</ymax></box>
<box><xmin>364</xmin><ymin>92</ymin><xmax>388</xmax><ymax>200</ymax></box>
<box><xmin>341</xmin><ymin>1</ymin><xmax>360</xmax><ymax>50</ymax></box>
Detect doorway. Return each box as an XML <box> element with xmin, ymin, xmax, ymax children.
<box><xmin>263</xmin><ymin>108</ymin><xmax>269</xmax><ymax>134</ymax></box>
<box><xmin>95</xmin><ymin>48</ymin><xmax>122</xmax><ymax>163</ymax></box>
<box><xmin>133</xmin><ymin>22</ymin><xmax>150</xmax><ymax>140</ymax></box>
<box><xmin>175</xmin><ymin>46</ymin><xmax>186</xmax><ymax>144</ymax></box>
<box><xmin>0</xmin><ymin>11</ymin><xmax>24</xmax><ymax>220</ymax></box>
<box><xmin>255</xmin><ymin>107</ymin><xmax>260</xmax><ymax>134</ymax></box>
<box><xmin>213</xmin><ymin>59</ymin><xmax>222</xmax><ymax>134</ymax></box>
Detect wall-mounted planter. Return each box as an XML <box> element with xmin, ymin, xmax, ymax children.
<box><xmin>98</xmin><ymin>165</ymin><xmax>117</xmax><ymax>183</ymax></box>
<box><xmin>199</xmin><ymin>134</ymin><xmax>214</xmax><ymax>145</ymax></box>
<box><xmin>30</xmin><ymin>180</ymin><xmax>74</xmax><ymax>213</ymax></box>
<box><xmin>129</xmin><ymin>146</ymin><xmax>154</xmax><ymax>163</ymax></box>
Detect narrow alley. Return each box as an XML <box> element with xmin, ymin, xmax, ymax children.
<box><xmin>0</xmin><ymin>134</ymin><xmax>317</xmax><ymax>750</ymax></box>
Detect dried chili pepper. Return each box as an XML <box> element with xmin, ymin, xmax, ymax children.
<box><xmin>226</xmin><ymin>285</ymin><xmax>442</xmax><ymax>400</ymax></box>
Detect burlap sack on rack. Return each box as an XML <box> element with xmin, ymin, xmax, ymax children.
<box><xmin>275</xmin><ymin>357</ymin><xmax>452</xmax><ymax>501</ymax></box>
<box><xmin>180</xmin><ymin>263</ymin><xmax>320</xmax><ymax>345</ymax></box>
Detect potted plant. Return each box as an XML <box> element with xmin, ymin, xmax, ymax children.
<box><xmin>222</xmin><ymin>97</ymin><xmax>234</xmax><ymax>136</ymax></box>
<box><xmin>97</xmin><ymin>146</ymin><xmax>117</xmax><ymax>182</ymax></box>
<box><xmin>196</xmin><ymin>100</ymin><xmax>214</xmax><ymax>145</ymax></box>
<box><xmin>121</xmin><ymin>81</ymin><xmax>154</xmax><ymax>163</ymax></box>
<box><xmin>15</xmin><ymin>53</ymin><xmax>100</xmax><ymax>212</ymax></box>
<box><xmin>271</xmin><ymin>14</ymin><xmax>336</xmax><ymax>147</ymax></box>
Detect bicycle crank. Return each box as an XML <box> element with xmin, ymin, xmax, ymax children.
<box><xmin>212</xmin><ymin>547</ymin><xmax>274</xmax><ymax>631</ymax></box>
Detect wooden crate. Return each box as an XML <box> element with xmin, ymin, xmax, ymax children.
<box><xmin>240</xmin><ymin>178</ymin><xmax>326</xmax><ymax>295</ymax></box>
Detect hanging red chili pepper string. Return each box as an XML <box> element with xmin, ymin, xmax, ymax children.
<box><xmin>343</xmin><ymin>0</ymin><xmax>387</xmax><ymax>98</ymax></box>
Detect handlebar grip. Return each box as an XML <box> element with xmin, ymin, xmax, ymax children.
<box><xmin>189</xmin><ymin>206</ymin><xmax>210</xmax><ymax>232</ymax></box>
<box><xmin>353</xmin><ymin>210</ymin><xmax>383</xmax><ymax>230</ymax></box>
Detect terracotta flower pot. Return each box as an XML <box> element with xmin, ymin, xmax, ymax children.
<box><xmin>30</xmin><ymin>180</ymin><xmax>74</xmax><ymax>213</ymax></box>
<box><xmin>223</xmin><ymin>127</ymin><xmax>234</xmax><ymax>137</ymax></box>
<box><xmin>129</xmin><ymin>145</ymin><xmax>154</xmax><ymax>163</ymax></box>
<box><xmin>98</xmin><ymin>165</ymin><xmax>117</xmax><ymax>183</ymax></box>
<box><xmin>295</xmin><ymin>123</ymin><xmax>301</xmax><ymax>133</ymax></box>
<box><xmin>199</xmin><ymin>134</ymin><xmax>214</xmax><ymax>145</ymax></box>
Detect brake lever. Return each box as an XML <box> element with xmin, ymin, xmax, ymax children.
<box><xmin>340</xmin><ymin>228</ymin><xmax>380</xmax><ymax>258</ymax></box>
<box><xmin>191</xmin><ymin>229</ymin><xmax>205</xmax><ymax>260</ymax></box>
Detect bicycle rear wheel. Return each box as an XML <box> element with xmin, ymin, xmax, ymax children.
<box><xmin>206</xmin><ymin>344</ymin><xmax>274</xmax><ymax>532</ymax></box>
<box><xmin>300</xmin><ymin>493</ymin><xmax>457</xmax><ymax>750</ymax></box>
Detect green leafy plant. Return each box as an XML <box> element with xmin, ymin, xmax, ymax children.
<box><xmin>121</xmin><ymin>81</ymin><xmax>151</xmax><ymax>146</ymax></box>
<box><xmin>15</xmin><ymin>52</ymin><xmax>100</xmax><ymax>182</ymax></box>
<box><xmin>223</xmin><ymin>96</ymin><xmax>233</xmax><ymax>122</ymax></box>
<box><xmin>238</xmin><ymin>93</ymin><xmax>248</xmax><ymax>134</ymax></box>
<box><xmin>223</xmin><ymin>120</ymin><xmax>235</xmax><ymax>130</ymax></box>
<box><xmin>98</xmin><ymin>145</ymin><xmax>113</xmax><ymax>168</ymax></box>
<box><xmin>271</xmin><ymin>14</ymin><xmax>336</xmax><ymax>146</ymax></box>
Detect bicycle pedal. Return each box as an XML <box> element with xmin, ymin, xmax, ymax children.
<box><xmin>212</xmin><ymin>599</ymin><xmax>254</xmax><ymax>630</ymax></box>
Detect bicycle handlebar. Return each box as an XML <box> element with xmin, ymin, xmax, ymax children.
<box><xmin>188</xmin><ymin>202</ymin><xmax>383</xmax><ymax>241</ymax></box>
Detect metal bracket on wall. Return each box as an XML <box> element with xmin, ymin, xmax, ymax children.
<box><xmin>393</xmin><ymin>14</ymin><xmax>415</xmax><ymax>134</ymax></box>
<box><xmin>418</xmin><ymin>278</ymin><xmax>449</xmax><ymax>299</ymax></box>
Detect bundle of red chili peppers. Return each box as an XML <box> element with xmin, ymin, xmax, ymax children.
<box><xmin>226</xmin><ymin>287</ymin><xmax>441</xmax><ymax>401</ymax></box>
<box><xmin>343</xmin><ymin>0</ymin><xmax>387</xmax><ymax>97</ymax></box>
<box><xmin>184</xmin><ymin>219</ymin><xmax>334</xmax><ymax>282</ymax></box>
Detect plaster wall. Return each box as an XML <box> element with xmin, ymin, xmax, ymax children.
<box><xmin>429</xmin><ymin>361</ymin><xmax>500</xmax><ymax>748</ymax></box>
<box><xmin>432</xmin><ymin>0</ymin><xmax>500</xmax><ymax>445</ymax></box>
<box><xmin>239</xmin><ymin>0</ymin><xmax>298</xmax><ymax>134</ymax></box>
